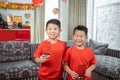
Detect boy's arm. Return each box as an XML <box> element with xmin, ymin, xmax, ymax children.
<box><xmin>35</xmin><ymin>58</ymin><xmax>41</xmax><ymax>64</ymax></box>
<box><xmin>64</xmin><ymin>62</ymin><xmax>72</xmax><ymax>74</ymax></box>
<box><xmin>64</xmin><ymin>62</ymin><xmax>79</xmax><ymax>79</ymax></box>
<box><xmin>88</xmin><ymin>64</ymin><xmax>96</xmax><ymax>71</ymax></box>
<box><xmin>84</xmin><ymin>64</ymin><xmax>96</xmax><ymax>77</ymax></box>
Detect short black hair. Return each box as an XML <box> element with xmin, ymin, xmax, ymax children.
<box><xmin>73</xmin><ymin>25</ymin><xmax>88</xmax><ymax>36</ymax></box>
<box><xmin>46</xmin><ymin>19</ymin><xmax>61</xmax><ymax>29</ymax></box>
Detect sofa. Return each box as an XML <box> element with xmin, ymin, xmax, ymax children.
<box><xmin>0</xmin><ymin>41</ymin><xmax>39</xmax><ymax>80</ymax></box>
<box><xmin>92</xmin><ymin>49</ymin><xmax>120</xmax><ymax>80</ymax></box>
<box><xmin>0</xmin><ymin>40</ymin><xmax>120</xmax><ymax>80</ymax></box>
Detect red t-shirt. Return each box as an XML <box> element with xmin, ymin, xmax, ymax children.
<box><xmin>34</xmin><ymin>40</ymin><xmax>67</xmax><ymax>80</ymax></box>
<box><xmin>64</xmin><ymin>46</ymin><xmax>97</xmax><ymax>80</ymax></box>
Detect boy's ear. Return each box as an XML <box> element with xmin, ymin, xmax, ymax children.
<box><xmin>59</xmin><ymin>29</ymin><xmax>62</xmax><ymax>32</ymax></box>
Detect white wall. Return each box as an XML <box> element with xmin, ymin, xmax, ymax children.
<box><xmin>93</xmin><ymin>0</ymin><xmax>120</xmax><ymax>50</ymax></box>
<box><xmin>44</xmin><ymin>0</ymin><xmax>68</xmax><ymax>41</ymax></box>
<box><xmin>93</xmin><ymin>0</ymin><xmax>120</xmax><ymax>40</ymax></box>
<box><xmin>44</xmin><ymin>0</ymin><xmax>59</xmax><ymax>39</ymax></box>
<box><xmin>87</xmin><ymin>0</ymin><xmax>120</xmax><ymax>40</ymax></box>
<box><xmin>94</xmin><ymin>0</ymin><xmax>120</xmax><ymax>6</ymax></box>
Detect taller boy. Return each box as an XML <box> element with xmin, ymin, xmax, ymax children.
<box><xmin>34</xmin><ymin>19</ymin><xmax>67</xmax><ymax>80</ymax></box>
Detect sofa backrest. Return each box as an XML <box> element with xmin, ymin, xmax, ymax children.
<box><xmin>30</xmin><ymin>43</ymin><xmax>39</xmax><ymax>60</ymax></box>
<box><xmin>65</xmin><ymin>40</ymin><xmax>89</xmax><ymax>48</ymax></box>
<box><xmin>0</xmin><ymin>41</ymin><xmax>31</xmax><ymax>63</ymax></box>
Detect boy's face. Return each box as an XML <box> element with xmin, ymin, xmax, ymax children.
<box><xmin>46</xmin><ymin>23</ymin><xmax>61</xmax><ymax>39</ymax></box>
<box><xmin>73</xmin><ymin>30</ymin><xmax>87</xmax><ymax>47</ymax></box>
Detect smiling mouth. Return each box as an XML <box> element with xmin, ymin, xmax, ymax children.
<box><xmin>76</xmin><ymin>41</ymin><xmax>82</xmax><ymax>43</ymax></box>
<box><xmin>50</xmin><ymin>34</ymin><xmax>55</xmax><ymax>36</ymax></box>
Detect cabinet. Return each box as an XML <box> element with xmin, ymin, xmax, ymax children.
<box><xmin>0</xmin><ymin>29</ymin><xmax>30</xmax><ymax>41</ymax></box>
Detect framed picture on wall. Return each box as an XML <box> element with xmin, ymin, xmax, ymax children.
<box><xmin>7</xmin><ymin>14</ymin><xmax>13</xmax><ymax>23</ymax></box>
<box><xmin>14</xmin><ymin>16</ymin><xmax>22</xmax><ymax>24</ymax></box>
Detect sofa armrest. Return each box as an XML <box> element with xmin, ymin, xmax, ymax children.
<box><xmin>30</xmin><ymin>43</ymin><xmax>39</xmax><ymax>60</ymax></box>
<box><xmin>105</xmin><ymin>48</ymin><xmax>120</xmax><ymax>58</ymax></box>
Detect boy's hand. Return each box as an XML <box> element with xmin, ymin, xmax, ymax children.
<box><xmin>84</xmin><ymin>68</ymin><xmax>91</xmax><ymax>77</ymax></box>
<box><xmin>39</xmin><ymin>53</ymin><xmax>50</xmax><ymax>63</ymax></box>
<box><xmin>69</xmin><ymin>71</ymin><xmax>79</xmax><ymax>79</ymax></box>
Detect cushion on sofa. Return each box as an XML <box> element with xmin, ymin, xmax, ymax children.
<box><xmin>65</xmin><ymin>40</ymin><xmax>89</xmax><ymax>48</ymax></box>
<box><xmin>65</xmin><ymin>40</ymin><xmax>74</xmax><ymax>48</ymax></box>
<box><xmin>95</xmin><ymin>55</ymin><xmax>120</xmax><ymax>78</ymax></box>
<box><xmin>0</xmin><ymin>60</ymin><xmax>39</xmax><ymax>80</ymax></box>
<box><xmin>0</xmin><ymin>41</ymin><xmax>30</xmax><ymax>63</ymax></box>
<box><xmin>89</xmin><ymin>39</ymin><xmax>109</xmax><ymax>55</ymax></box>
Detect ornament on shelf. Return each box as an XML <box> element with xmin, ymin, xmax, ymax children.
<box><xmin>25</xmin><ymin>13</ymin><xmax>31</xmax><ymax>19</ymax></box>
<box><xmin>18</xmin><ymin>22</ymin><xmax>22</xmax><ymax>29</ymax></box>
<box><xmin>24</xmin><ymin>13</ymin><xmax>31</xmax><ymax>26</ymax></box>
<box><xmin>13</xmin><ymin>22</ymin><xmax>17</xmax><ymax>27</ymax></box>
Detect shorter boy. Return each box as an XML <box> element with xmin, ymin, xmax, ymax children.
<box><xmin>63</xmin><ymin>25</ymin><xmax>97</xmax><ymax>80</ymax></box>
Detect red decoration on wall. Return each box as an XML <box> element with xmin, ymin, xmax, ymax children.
<box><xmin>62</xmin><ymin>0</ymin><xmax>66</xmax><ymax>4</ymax></box>
<box><xmin>0</xmin><ymin>2</ymin><xmax>34</xmax><ymax>10</ymax></box>
<box><xmin>32</xmin><ymin>0</ymin><xmax>44</xmax><ymax>8</ymax></box>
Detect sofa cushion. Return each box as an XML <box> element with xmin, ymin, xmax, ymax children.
<box><xmin>95</xmin><ymin>55</ymin><xmax>120</xmax><ymax>78</ymax></box>
<box><xmin>65</xmin><ymin>40</ymin><xmax>74</xmax><ymax>48</ymax></box>
<box><xmin>65</xmin><ymin>40</ymin><xmax>89</xmax><ymax>48</ymax></box>
<box><xmin>0</xmin><ymin>41</ymin><xmax>30</xmax><ymax>62</ymax></box>
<box><xmin>0</xmin><ymin>60</ymin><xmax>39</xmax><ymax>80</ymax></box>
<box><xmin>89</xmin><ymin>39</ymin><xmax>109</xmax><ymax>55</ymax></box>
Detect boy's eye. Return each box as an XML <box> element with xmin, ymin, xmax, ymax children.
<box><xmin>48</xmin><ymin>28</ymin><xmax>51</xmax><ymax>30</ymax></box>
<box><xmin>47</xmin><ymin>28</ymin><xmax>58</xmax><ymax>31</ymax></box>
<box><xmin>54</xmin><ymin>28</ymin><xmax>57</xmax><ymax>30</ymax></box>
<box><xmin>76</xmin><ymin>35</ymin><xmax>83</xmax><ymax>38</ymax></box>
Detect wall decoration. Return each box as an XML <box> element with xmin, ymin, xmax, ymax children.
<box><xmin>24</xmin><ymin>13</ymin><xmax>31</xmax><ymax>25</ymax></box>
<box><xmin>25</xmin><ymin>13</ymin><xmax>31</xmax><ymax>19</ymax></box>
<box><xmin>14</xmin><ymin>16</ymin><xmax>22</xmax><ymax>24</ymax></box>
<box><xmin>52</xmin><ymin>8</ymin><xmax>59</xmax><ymax>15</ymax></box>
<box><xmin>32</xmin><ymin>0</ymin><xmax>44</xmax><ymax>8</ymax></box>
<box><xmin>96</xmin><ymin>3</ymin><xmax>120</xmax><ymax>50</ymax></box>
<box><xmin>0</xmin><ymin>1</ymin><xmax>34</xmax><ymax>10</ymax></box>
<box><xmin>62</xmin><ymin>0</ymin><xmax>66</xmax><ymax>4</ymax></box>
<box><xmin>7</xmin><ymin>15</ymin><xmax>13</xmax><ymax>23</ymax></box>
<box><xmin>0</xmin><ymin>2</ymin><xmax>7</xmax><ymax>9</ymax></box>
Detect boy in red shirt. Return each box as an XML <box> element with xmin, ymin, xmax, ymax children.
<box><xmin>64</xmin><ymin>25</ymin><xmax>97</xmax><ymax>80</ymax></box>
<box><xmin>34</xmin><ymin>19</ymin><xmax>67</xmax><ymax>80</ymax></box>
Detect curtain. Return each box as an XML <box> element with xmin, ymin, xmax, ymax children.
<box><xmin>68</xmin><ymin>0</ymin><xmax>86</xmax><ymax>40</ymax></box>
<box><xmin>31</xmin><ymin>4</ymin><xmax>45</xmax><ymax>43</ymax></box>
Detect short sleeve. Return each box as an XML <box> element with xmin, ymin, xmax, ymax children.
<box><xmin>90</xmin><ymin>51</ymin><xmax>97</xmax><ymax>64</ymax></box>
<box><xmin>62</xmin><ymin>42</ymin><xmax>67</xmax><ymax>56</ymax></box>
<box><xmin>63</xmin><ymin>48</ymin><xmax>71</xmax><ymax>64</ymax></box>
